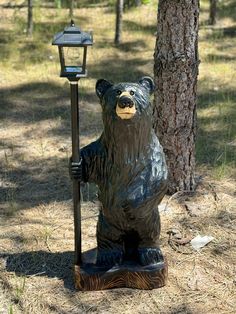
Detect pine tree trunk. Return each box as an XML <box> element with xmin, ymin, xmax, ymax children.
<box><xmin>69</xmin><ymin>0</ymin><xmax>74</xmax><ymax>19</ymax></box>
<box><xmin>115</xmin><ymin>0</ymin><xmax>124</xmax><ymax>45</ymax></box>
<box><xmin>153</xmin><ymin>0</ymin><xmax>200</xmax><ymax>194</ymax></box>
<box><xmin>209</xmin><ymin>0</ymin><xmax>217</xmax><ymax>25</ymax></box>
<box><xmin>27</xmin><ymin>0</ymin><xmax>33</xmax><ymax>36</ymax></box>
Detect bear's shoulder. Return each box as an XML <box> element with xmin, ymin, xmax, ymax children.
<box><xmin>148</xmin><ymin>132</ymin><xmax>168</xmax><ymax>179</ymax></box>
<box><xmin>81</xmin><ymin>136</ymin><xmax>106</xmax><ymax>158</ymax></box>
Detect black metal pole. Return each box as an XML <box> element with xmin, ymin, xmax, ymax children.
<box><xmin>70</xmin><ymin>80</ymin><xmax>81</xmax><ymax>265</ymax></box>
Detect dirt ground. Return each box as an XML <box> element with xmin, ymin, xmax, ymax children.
<box><xmin>1</xmin><ymin>175</ymin><xmax>236</xmax><ymax>313</ymax></box>
<box><xmin>0</xmin><ymin>94</ymin><xmax>235</xmax><ymax>313</ymax></box>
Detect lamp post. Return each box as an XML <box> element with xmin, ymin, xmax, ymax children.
<box><xmin>52</xmin><ymin>21</ymin><xmax>93</xmax><ymax>265</ymax></box>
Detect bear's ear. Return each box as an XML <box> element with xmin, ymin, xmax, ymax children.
<box><xmin>138</xmin><ymin>76</ymin><xmax>155</xmax><ymax>95</ymax></box>
<box><xmin>96</xmin><ymin>79</ymin><xmax>113</xmax><ymax>99</ymax></box>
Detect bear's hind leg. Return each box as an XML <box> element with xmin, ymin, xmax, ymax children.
<box><xmin>137</xmin><ymin>210</ymin><xmax>164</xmax><ymax>266</ymax></box>
<box><xmin>96</xmin><ymin>213</ymin><xmax>124</xmax><ymax>267</ymax></box>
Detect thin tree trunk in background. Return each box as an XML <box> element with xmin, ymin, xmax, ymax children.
<box><xmin>125</xmin><ymin>0</ymin><xmax>130</xmax><ymax>10</ymax></box>
<box><xmin>55</xmin><ymin>0</ymin><xmax>61</xmax><ymax>9</ymax></box>
<box><xmin>209</xmin><ymin>0</ymin><xmax>217</xmax><ymax>25</ymax></box>
<box><xmin>153</xmin><ymin>0</ymin><xmax>200</xmax><ymax>194</ymax></box>
<box><xmin>69</xmin><ymin>0</ymin><xmax>74</xmax><ymax>19</ymax></box>
<box><xmin>115</xmin><ymin>0</ymin><xmax>124</xmax><ymax>45</ymax></box>
<box><xmin>27</xmin><ymin>0</ymin><xmax>33</xmax><ymax>36</ymax></box>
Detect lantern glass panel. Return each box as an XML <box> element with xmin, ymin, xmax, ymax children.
<box><xmin>63</xmin><ymin>46</ymin><xmax>84</xmax><ymax>75</ymax></box>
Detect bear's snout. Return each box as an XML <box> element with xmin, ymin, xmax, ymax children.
<box><xmin>116</xmin><ymin>91</ymin><xmax>136</xmax><ymax>120</ymax></box>
<box><xmin>118</xmin><ymin>96</ymin><xmax>134</xmax><ymax>109</ymax></box>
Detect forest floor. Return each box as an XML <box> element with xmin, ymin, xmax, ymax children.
<box><xmin>0</xmin><ymin>0</ymin><xmax>235</xmax><ymax>313</ymax></box>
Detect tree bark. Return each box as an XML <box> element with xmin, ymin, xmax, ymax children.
<box><xmin>153</xmin><ymin>0</ymin><xmax>200</xmax><ymax>194</ymax></box>
<box><xmin>27</xmin><ymin>0</ymin><xmax>33</xmax><ymax>36</ymax></box>
<box><xmin>69</xmin><ymin>0</ymin><xmax>74</xmax><ymax>19</ymax></box>
<box><xmin>115</xmin><ymin>0</ymin><xmax>124</xmax><ymax>45</ymax></box>
<box><xmin>209</xmin><ymin>0</ymin><xmax>217</xmax><ymax>25</ymax></box>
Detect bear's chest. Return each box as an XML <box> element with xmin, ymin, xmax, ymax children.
<box><xmin>101</xmin><ymin>161</ymin><xmax>141</xmax><ymax>199</ymax></box>
<box><xmin>98</xmin><ymin>153</ymin><xmax>166</xmax><ymax>210</ymax></box>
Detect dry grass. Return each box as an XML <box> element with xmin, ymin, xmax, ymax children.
<box><xmin>0</xmin><ymin>0</ymin><xmax>236</xmax><ymax>313</ymax></box>
<box><xmin>1</xmin><ymin>181</ymin><xmax>235</xmax><ymax>313</ymax></box>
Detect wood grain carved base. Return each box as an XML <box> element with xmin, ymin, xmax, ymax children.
<box><xmin>74</xmin><ymin>248</ymin><xmax>168</xmax><ymax>291</ymax></box>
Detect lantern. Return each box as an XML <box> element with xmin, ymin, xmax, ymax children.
<box><xmin>52</xmin><ymin>20</ymin><xmax>93</xmax><ymax>80</ymax></box>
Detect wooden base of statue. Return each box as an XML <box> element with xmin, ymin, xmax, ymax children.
<box><xmin>74</xmin><ymin>248</ymin><xmax>167</xmax><ymax>291</ymax></box>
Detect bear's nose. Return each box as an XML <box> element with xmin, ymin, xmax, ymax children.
<box><xmin>118</xmin><ymin>96</ymin><xmax>134</xmax><ymax>109</ymax></box>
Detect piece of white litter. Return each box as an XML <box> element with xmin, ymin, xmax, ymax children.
<box><xmin>158</xmin><ymin>203</ymin><xmax>172</xmax><ymax>213</ymax></box>
<box><xmin>191</xmin><ymin>235</ymin><xmax>214</xmax><ymax>250</ymax></box>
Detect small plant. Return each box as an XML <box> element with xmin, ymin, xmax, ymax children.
<box><xmin>14</xmin><ymin>276</ymin><xmax>26</xmax><ymax>304</ymax></box>
<box><xmin>8</xmin><ymin>304</ymin><xmax>14</xmax><ymax>314</ymax></box>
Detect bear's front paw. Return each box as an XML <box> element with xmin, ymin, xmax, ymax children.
<box><xmin>138</xmin><ymin>247</ymin><xmax>164</xmax><ymax>266</ymax></box>
<box><xmin>69</xmin><ymin>158</ymin><xmax>83</xmax><ymax>181</ymax></box>
<box><xmin>96</xmin><ymin>249</ymin><xmax>124</xmax><ymax>267</ymax></box>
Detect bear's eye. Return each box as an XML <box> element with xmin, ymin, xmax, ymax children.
<box><xmin>130</xmin><ymin>90</ymin><xmax>135</xmax><ymax>96</ymax></box>
<box><xmin>116</xmin><ymin>90</ymin><xmax>122</xmax><ymax>96</ymax></box>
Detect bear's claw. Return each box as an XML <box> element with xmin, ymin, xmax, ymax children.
<box><xmin>96</xmin><ymin>249</ymin><xmax>124</xmax><ymax>267</ymax></box>
<box><xmin>138</xmin><ymin>247</ymin><xmax>164</xmax><ymax>266</ymax></box>
<box><xmin>69</xmin><ymin>158</ymin><xmax>83</xmax><ymax>181</ymax></box>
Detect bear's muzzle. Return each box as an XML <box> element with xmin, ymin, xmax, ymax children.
<box><xmin>116</xmin><ymin>91</ymin><xmax>136</xmax><ymax>120</ymax></box>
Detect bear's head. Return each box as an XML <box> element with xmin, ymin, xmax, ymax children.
<box><xmin>95</xmin><ymin>77</ymin><xmax>155</xmax><ymax>149</ymax></box>
<box><xmin>96</xmin><ymin>77</ymin><xmax>155</xmax><ymax>153</ymax></box>
<box><xmin>96</xmin><ymin>76</ymin><xmax>154</xmax><ymax>125</ymax></box>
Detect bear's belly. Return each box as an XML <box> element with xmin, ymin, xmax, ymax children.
<box><xmin>97</xmin><ymin>178</ymin><xmax>131</xmax><ymax>227</ymax></box>
<box><xmin>97</xmin><ymin>170</ymin><xmax>167</xmax><ymax>230</ymax></box>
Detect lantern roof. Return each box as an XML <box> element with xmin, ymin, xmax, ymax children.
<box><xmin>52</xmin><ymin>20</ymin><xmax>93</xmax><ymax>47</ymax></box>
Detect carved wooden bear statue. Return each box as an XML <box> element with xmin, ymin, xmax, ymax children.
<box><xmin>71</xmin><ymin>76</ymin><xmax>168</xmax><ymax>267</ymax></box>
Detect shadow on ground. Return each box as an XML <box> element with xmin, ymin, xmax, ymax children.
<box><xmin>196</xmin><ymin>86</ymin><xmax>236</xmax><ymax>172</ymax></box>
<box><xmin>219</xmin><ymin>0</ymin><xmax>236</xmax><ymax>22</ymax></box>
<box><xmin>0</xmin><ymin>27</ymin><xmax>16</xmax><ymax>61</ymax></box>
<box><xmin>123</xmin><ymin>20</ymin><xmax>156</xmax><ymax>35</ymax></box>
<box><xmin>0</xmin><ymin>156</ymin><xmax>71</xmax><ymax>208</ymax></box>
<box><xmin>0</xmin><ymin>81</ymin><xmax>69</xmax><ymax>124</ymax></box>
<box><xmin>0</xmin><ymin>81</ymin><xmax>100</xmax><ymax>213</ymax></box>
<box><xmin>3</xmin><ymin>250</ymin><xmax>75</xmax><ymax>290</ymax></box>
<box><xmin>90</xmin><ymin>55</ymin><xmax>149</xmax><ymax>82</ymax></box>
<box><xmin>166</xmin><ymin>305</ymin><xmax>195</xmax><ymax>314</ymax></box>
<box><xmin>204</xmin><ymin>53</ymin><xmax>236</xmax><ymax>63</ymax></box>
<box><xmin>201</xmin><ymin>25</ymin><xmax>236</xmax><ymax>41</ymax></box>
<box><xmin>0</xmin><ymin>81</ymin><xmax>99</xmax><ymax>132</ymax></box>
<box><xmin>200</xmin><ymin>0</ymin><xmax>236</xmax><ymax>26</ymax></box>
